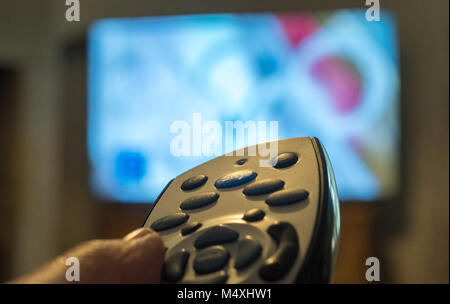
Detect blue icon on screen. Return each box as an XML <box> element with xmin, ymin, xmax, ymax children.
<box><xmin>114</xmin><ymin>151</ymin><xmax>147</xmax><ymax>184</ymax></box>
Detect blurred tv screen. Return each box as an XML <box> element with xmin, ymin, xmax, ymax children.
<box><xmin>88</xmin><ymin>11</ymin><xmax>400</xmax><ymax>202</ymax></box>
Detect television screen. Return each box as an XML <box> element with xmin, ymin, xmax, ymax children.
<box><xmin>88</xmin><ymin>10</ymin><xmax>399</xmax><ymax>202</ymax></box>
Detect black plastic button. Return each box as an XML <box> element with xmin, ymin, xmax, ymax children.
<box><xmin>193</xmin><ymin>246</ymin><xmax>230</xmax><ymax>274</ymax></box>
<box><xmin>214</xmin><ymin>170</ymin><xmax>257</xmax><ymax>189</ymax></box>
<box><xmin>180</xmin><ymin>192</ymin><xmax>219</xmax><ymax>210</ymax></box>
<box><xmin>162</xmin><ymin>250</ymin><xmax>190</xmax><ymax>283</ymax></box>
<box><xmin>181</xmin><ymin>222</ymin><xmax>202</xmax><ymax>236</ymax></box>
<box><xmin>150</xmin><ymin>213</ymin><xmax>189</xmax><ymax>231</ymax></box>
<box><xmin>194</xmin><ymin>225</ymin><xmax>239</xmax><ymax>249</ymax></box>
<box><xmin>266</xmin><ymin>188</ymin><xmax>309</xmax><ymax>206</ymax></box>
<box><xmin>235</xmin><ymin>158</ymin><xmax>248</xmax><ymax>166</ymax></box>
<box><xmin>272</xmin><ymin>152</ymin><xmax>298</xmax><ymax>169</ymax></box>
<box><xmin>181</xmin><ymin>175</ymin><xmax>208</xmax><ymax>191</ymax></box>
<box><xmin>183</xmin><ymin>271</ymin><xmax>228</xmax><ymax>284</ymax></box>
<box><xmin>243</xmin><ymin>208</ymin><xmax>265</xmax><ymax>222</ymax></box>
<box><xmin>259</xmin><ymin>222</ymin><xmax>299</xmax><ymax>281</ymax></box>
<box><xmin>234</xmin><ymin>236</ymin><xmax>262</xmax><ymax>270</ymax></box>
<box><xmin>243</xmin><ymin>178</ymin><xmax>285</xmax><ymax>196</ymax></box>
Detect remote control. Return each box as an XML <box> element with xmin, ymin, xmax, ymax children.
<box><xmin>143</xmin><ymin>137</ymin><xmax>340</xmax><ymax>283</ymax></box>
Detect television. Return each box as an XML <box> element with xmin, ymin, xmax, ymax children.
<box><xmin>88</xmin><ymin>10</ymin><xmax>399</xmax><ymax>202</ymax></box>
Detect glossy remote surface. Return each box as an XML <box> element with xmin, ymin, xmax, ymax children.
<box><xmin>143</xmin><ymin>137</ymin><xmax>340</xmax><ymax>283</ymax></box>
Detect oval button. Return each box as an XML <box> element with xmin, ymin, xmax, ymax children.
<box><xmin>181</xmin><ymin>175</ymin><xmax>208</xmax><ymax>191</ymax></box>
<box><xmin>193</xmin><ymin>246</ymin><xmax>230</xmax><ymax>274</ymax></box>
<box><xmin>243</xmin><ymin>208</ymin><xmax>265</xmax><ymax>222</ymax></box>
<box><xmin>180</xmin><ymin>192</ymin><xmax>219</xmax><ymax>210</ymax></box>
<box><xmin>266</xmin><ymin>188</ymin><xmax>309</xmax><ymax>206</ymax></box>
<box><xmin>259</xmin><ymin>222</ymin><xmax>299</xmax><ymax>281</ymax></box>
<box><xmin>163</xmin><ymin>249</ymin><xmax>190</xmax><ymax>283</ymax></box>
<box><xmin>243</xmin><ymin>178</ymin><xmax>285</xmax><ymax>196</ymax></box>
<box><xmin>194</xmin><ymin>225</ymin><xmax>239</xmax><ymax>249</ymax></box>
<box><xmin>235</xmin><ymin>236</ymin><xmax>262</xmax><ymax>270</ymax></box>
<box><xmin>150</xmin><ymin>213</ymin><xmax>189</xmax><ymax>231</ymax></box>
<box><xmin>272</xmin><ymin>152</ymin><xmax>298</xmax><ymax>169</ymax></box>
<box><xmin>181</xmin><ymin>221</ymin><xmax>202</xmax><ymax>236</ymax></box>
<box><xmin>214</xmin><ymin>170</ymin><xmax>257</xmax><ymax>189</ymax></box>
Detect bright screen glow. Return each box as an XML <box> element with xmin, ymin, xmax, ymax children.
<box><xmin>88</xmin><ymin>11</ymin><xmax>399</xmax><ymax>202</ymax></box>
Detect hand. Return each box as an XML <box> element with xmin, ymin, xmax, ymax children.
<box><xmin>8</xmin><ymin>228</ymin><xmax>165</xmax><ymax>284</ymax></box>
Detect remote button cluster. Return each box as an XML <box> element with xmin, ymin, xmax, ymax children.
<box><xmin>243</xmin><ymin>178</ymin><xmax>285</xmax><ymax>196</ymax></box>
<box><xmin>243</xmin><ymin>208</ymin><xmax>265</xmax><ymax>222</ymax></box>
<box><xmin>259</xmin><ymin>222</ymin><xmax>299</xmax><ymax>281</ymax></box>
<box><xmin>214</xmin><ymin>170</ymin><xmax>257</xmax><ymax>189</ymax></box>
<box><xmin>180</xmin><ymin>192</ymin><xmax>219</xmax><ymax>210</ymax></box>
<box><xmin>181</xmin><ymin>175</ymin><xmax>208</xmax><ymax>191</ymax></box>
<box><xmin>272</xmin><ymin>152</ymin><xmax>298</xmax><ymax>169</ymax></box>
<box><xmin>163</xmin><ymin>250</ymin><xmax>190</xmax><ymax>283</ymax></box>
<box><xmin>266</xmin><ymin>188</ymin><xmax>309</xmax><ymax>206</ymax></box>
<box><xmin>234</xmin><ymin>236</ymin><xmax>262</xmax><ymax>270</ymax></box>
<box><xmin>153</xmin><ymin>148</ymin><xmax>310</xmax><ymax>283</ymax></box>
<box><xmin>151</xmin><ymin>213</ymin><xmax>189</xmax><ymax>232</ymax></box>
<box><xmin>194</xmin><ymin>225</ymin><xmax>239</xmax><ymax>249</ymax></box>
<box><xmin>193</xmin><ymin>245</ymin><xmax>230</xmax><ymax>274</ymax></box>
<box><xmin>181</xmin><ymin>221</ymin><xmax>202</xmax><ymax>236</ymax></box>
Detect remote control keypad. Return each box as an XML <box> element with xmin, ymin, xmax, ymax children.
<box><xmin>147</xmin><ymin>138</ymin><xmax>325</xmax><ymax>284</ymax></box>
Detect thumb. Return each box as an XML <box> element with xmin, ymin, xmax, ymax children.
<box><xmin>9</xmin><ymin>228</ymin><xmax>165</xmax><ymax>284</ymax></box>
<box><xmin>119</xmin><ymin>228</ymin><xmax>165</xmax><ymax>283</ymax></box>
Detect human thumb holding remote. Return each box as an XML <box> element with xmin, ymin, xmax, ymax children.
<box><xmin>8</xmin><ymin>228</ymin><xmax>165</xmax><ymax>284</ymax></box>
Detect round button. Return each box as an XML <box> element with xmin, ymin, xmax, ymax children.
<box><xmin>243</xmin><ymin>208</ymin><xmax>265</xmax><ymax>222</ymax></box>
<box><xmin>272</xmin><ymin>152</ymin><xmax>298</xmax><ymax>169</ymax></box>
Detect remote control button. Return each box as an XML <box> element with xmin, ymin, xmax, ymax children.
<box><xmin>265</xmin><ymin>188</ymin><xmax>309</xmax><ymax>206</ymax></box>
<box><xmin>181</xmin><ymin>175</ymin><xmax>208</xmax><ymax>191</ymax></box>
<box><xmin>235</xmin><ymin>158</ymin><xmax>247</xmax><ymax>165</ymax></box>
<box><xmin>272</xmin><ymin>152</ymin><xmax>298</xmax><ymax>169</ymax></box>
<box><xmin>243</xmin><ymin>208</ymin><xmax>265</xmax><ymax>222</ymax></box>
<box><xmin>259</xmin><ymin>222</ymin><xmax>299</xmax><ymax>281</ymax></box>
<box><xmin>243</xmin><ymin>178</ymin><xmax>285</xmax><ymax>196</ymax></box>
<box><xmin>193</xmin><ymin>246</ymin><xmax>230</xmax><ymax>274</ymax></box>
<box><xmin>181</xmin><ymin>221</ymin><xmax>202</xmax><ymax>236</ymax></box>
<box><xmin>180</xmin><ymin>192</ymin><xmax>219</xmax><ymax>210</ymax></box>
<box><xmin>162</xmin><ymin>249</ymin><xmax>190</xmax><ymax>283</ymax></box>
<box><xmin>183</xmin><ymin>271</ymin><xmax>228</xmax><ymax>284</ymax></box>
<box><xmin>150</xmin><ymin>213</ymin><xmax>189</xmax><ymax>231</ymax></box>
<box><xmin>214</xmin><ymin>170</ymin><xmax>257</xmax><ymax>189</ymax></box>
<box><xmin>194</xmin><ymin>225</ymin><xmax>239</xmax><ymax>249</ymax></box>
<box><xmin>234</xmin><ymin>236</ymin><xmax>262</xmax><ymax>270</ymax></box>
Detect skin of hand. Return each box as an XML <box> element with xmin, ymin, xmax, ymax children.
<box><xmin>8</xmin><ymin>228</ymin><xmax>165</xmax><ymax>284</ymax></box>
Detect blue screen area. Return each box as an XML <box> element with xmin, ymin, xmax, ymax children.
<box><xmin>88</xmin><ymin>11</ymin><xmax>399</xmax><ymax>202</ymax></box>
